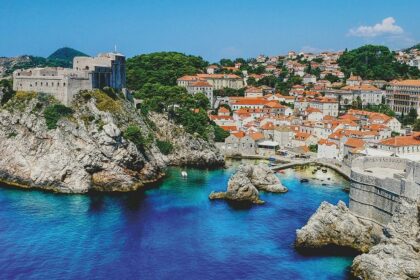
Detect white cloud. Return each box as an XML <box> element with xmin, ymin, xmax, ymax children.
<box><xmin>349</xmin><ymin>17</ymin><xmax>404</xmax><ymax>37</ymax></box>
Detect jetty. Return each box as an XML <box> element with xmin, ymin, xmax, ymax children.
<box><xmin>270</xmin><ymin>158</ymin><xmax>351</xmax><ymax>179</ymax></box>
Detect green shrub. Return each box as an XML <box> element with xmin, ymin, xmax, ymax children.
<box><xmin>90</xmin><ymin>90</ymin><xmax>122</xmax><ymax>113</ymax></box>
<box><xmin>123</xmin><ymin>125</ymin><xmax>145</xmax><ymax>149</ymax></box>
<box><xmin>44</xmin><ymin>104</ymin><xmax>74</xmax><ymax>129</ymax></box>
<box><xmin>213</xmin><ymin>124</ymin><xmax>230</xmax><ymax>142</ymax></box>
<box><xmin>156</xmin><ymin>140</ymin><xmax>173</xmax><ymax>155</ymax></box>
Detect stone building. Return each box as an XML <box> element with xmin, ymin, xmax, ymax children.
<box><xmin>13</xmin><ymin>52</ymin><xmax>126</xmax><ymax>105</ymax></box>
<box><xmin>386</xmin><ymin>79</ymin><xmax>420</xmax><ymax>116</ymax></box>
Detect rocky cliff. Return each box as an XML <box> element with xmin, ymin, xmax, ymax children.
<box><xmin>295</xmin><ymin>201</ymin><xmax>383</xmax><ymax>253</ymax></box>
<box><xmin>0</xmin><ymin>90</ymin><xmax>223</xmax><ymax>193</ymax></box>
<box><xmin>149</xmin><ymin>112</ymin><xmax>224</xmax><ymax>168</ymax></box>
<box><xmin>352</xmin><ymin>198</ymin><xmax>420</xmax><ymax>280</ymax></box>
<box><xmin>296</xmin><ymin>199</ymin><xmax>420</xmax><ymax>279</ymax></box>
<box><xmin>209</xmin><ymin>163</ymin><xmax>287</xmax><ymax>204</ymax></box>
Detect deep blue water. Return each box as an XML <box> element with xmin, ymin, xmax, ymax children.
<box><xmin>0</xmin><ymin>162</ymin><xmax>352</xmax><ymax>280</ymax></box>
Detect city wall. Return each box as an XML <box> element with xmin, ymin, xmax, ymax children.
<box><xmin>349</xmin><ymin>156</ymin><xmax>420</xmax><ymax>225</ymax></box>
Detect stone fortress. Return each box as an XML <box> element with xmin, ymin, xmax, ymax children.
<box><xmin>349</xmin><ymin>156</ymin><xmax>420</xmax><ymax>225</ymax></box>
<box><xmin>13</xmin><ymin>52</ymin><xmax>126</xmax><ymax>105</ymax></box>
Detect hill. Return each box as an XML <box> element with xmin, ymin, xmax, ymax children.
<box><xmin>338</xmin><ymin>45</ymin><xmax>420</xmax><ymax>80</ymax></box>
<box><xmin>48</xmin><ymin>47</ymin><xmax>88</xmax><ymax>63</ymax></box>
<box><xmin>0</xmin><ymin>47</ymin><xmax>88</xmax><ymax>77</ymax></box>
<box><xmin>126</xmin><ymin>52</ymin><xmax>208</xmax><ymax>90</ymax></box>
<box><xmin>404</xmin><ymin>43</ymin><xmax>420</xmax><ymax>51</ymax></box>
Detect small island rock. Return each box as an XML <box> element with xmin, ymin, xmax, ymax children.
<box><xmin>209</xmin><ymin>163</ymin><xmax>287</xmax><ymax>204</ymax></box>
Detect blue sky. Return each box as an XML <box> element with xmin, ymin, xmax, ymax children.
<box><xmin>0</xmin><ymin>0</ymin><xmax>418</xmax><ymax>62</ymax></box>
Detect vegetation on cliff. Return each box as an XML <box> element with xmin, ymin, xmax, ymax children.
<box><xmin>44</xmin><ymin>104</ymin><xmax>74</xmax><ymax>129</ymax></box>
<box><xmin>126</xmin><ymin>52</ymin><xmax>208</xmax><ymax>89</ymax></box>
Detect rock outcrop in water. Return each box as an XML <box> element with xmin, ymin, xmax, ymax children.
<box><xmin>352</xmin><ymin>198</ymin><xmax>420</xmax><ymax>280</ymax></box>
<box><xmin>149</xmin><ymin>112</ymin><xmax>224</xmax><ymax>168</ymax></box>
<box><xmin>209</xmin><ymin>163</ymin><xmax>287</xmax><ymax>204</ymax></box>
<box><xmin>295</xmin><ymin>201</ymin><xmax>383</xmax><ymax>253</ymax></box>
<box><xmin>296</xmin><ymin>199</ymin><xmax>420</xmax><ymax>279</ymax></box>
<box><xmin>0</xmin><ymin>90</ymin><xmax>223</xmax><ymax>193</ymax></box>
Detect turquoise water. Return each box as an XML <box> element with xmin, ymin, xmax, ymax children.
<box><xmin>0</xmin><ymin>162</ymin><xmax>352</xmax><ymax>280</ymax></box>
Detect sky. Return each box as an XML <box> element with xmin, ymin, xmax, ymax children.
<box><xmin>0</xmin><ymin>0</ymin><xmax>419</xmax><ymax>62</ymax></box>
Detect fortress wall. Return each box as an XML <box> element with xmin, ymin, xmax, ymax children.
<box><xmin>349</xmin><ymin>157</ymin><xmax>417</xmax><ymax>225</ymax></box>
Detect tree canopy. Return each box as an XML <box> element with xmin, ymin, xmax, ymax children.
<box><xmin>126</xmin><ymin>52</ymin><xmax>208</xmax><ymax>90</ymax></box>
<box><xmin>338</xmin><ymin>45</ymin><xmax>420</xmax><ymax>80</ymax></box>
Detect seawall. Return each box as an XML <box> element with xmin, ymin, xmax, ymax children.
<box><xmin>349</xmin><ymin>157</ymin><xmax>420</xmax><ymax>225</ymax></box>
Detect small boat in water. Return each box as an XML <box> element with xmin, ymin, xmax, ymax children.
<box><xmin>300</xmin><ymin>179</ymin><xmax>309</xmax><ymax>183</ymax></box>
<box><xmin>181</xmin><ymin>171</ymin><xmax>188</xmax><ymax>177</ymax></box>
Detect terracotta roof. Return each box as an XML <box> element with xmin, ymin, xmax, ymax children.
<box><xmin>339</xmin><ymin>114</ymin><xmax>359</xmax><ymax>121</ymax></box>
<box><xmin>177</xmin><ymin>75</ymin><xmax>199</xmax><ymax>81</ymax></box>
<box><xmin>190</xmin><ymin>81</ymin><xmax>212</xmax><ymax>87</ymax></box>
<box><xmin>231</xmin><ymin>131</ymin><xmax>245</xmax><ymax>139</ymax></box>
<box><xmin>295</xmin><ymin>132</ymin><xmax>311</xmax><ymax>141</ymax></box>
<box><xmin>306</xmin><ymin>107</ymin><xmax>322</xmax><ymax>114</ymax></box>
<box><xmin>220</xmin><ymin>125</ymin><xmax>238</xmax><ymax>132</ymax></box>
<box><xmin>390</xmin><ymin>80</ymin><xmax>420</xmax><ymax>87</ymax></box>
<box><xmin>261</xmin><ymin>122</ymin><xmax>275</xmax><ymax>130</ymax></box>
<box><xmin>379</xmin><ymin>134</ymin><xmax>420</xmax><ymax>147</ymax></box>
<box><xmin>341</xmin><ymin>84</ymin><xmax>379</xmax><ymax>91</ymax></box>
<box><xmin>264</xmin><ymin>101</ymin><xmax>284</xmax><ymax>108</ymax></box>
<box><xmin>344</xmin><ymin>138</ymin><xmax>365</xmax><ymax>149</ymax></box>
<box><xmin>249</xmin><ymin>132</ymin><xmax>264</xmax><ymax>141</ymax></box>
<box><xmin>197</xmin><ymin>73</ymin><xmax>242</xmax><ymax>79</ymax></box>
<box><xmin>218</xmin><ymin>107</ymin><xmax>229</xmax><ymax>113</ymax></box>
<box><xmin>318</xmin><ymin>139</ymin><xmax>338</xmax><ymax>146</ymax></box>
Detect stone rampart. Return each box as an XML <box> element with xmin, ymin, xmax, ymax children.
<box><xmin>349</xmin><ymin>156</ymin><xmax>419</xmax><ymax>225</ymax></box>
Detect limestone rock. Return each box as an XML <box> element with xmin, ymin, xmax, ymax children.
<box><xmin>295</xmin><ymin>201</ymin><xmax>383</xmax><ymax>253</ymax></box>
<box><xmin>0</xmin><ymin>91</ymin><xmax>224</xmax><ymax>193</ymax></box>
<box><xmin>224</xmin><ymin>165</ymin><xmax>262</xmax><ymax>204</ymax></box>
<box><xmin>0</xmin><ymin>93</ymin><xmax>166</xmax><ymax>193</ymax></box>
<box><xmin>209</xmin><ymin>163</ymin><xmax>287</xmax><ymax>204</ymax></box>
<box><xmin>352</xmin><ymin>198</ymin><xmax>420</xmax><ymax>280</ymax></box>
<box><xmin>149</xmin><ymin>112</ymin><xmax>224</xmax><ymax>168</ymax></box>
<box><xmin>251</xmin><ymin>163</ymin><xmax>288</xmax><ymax>193</ymax></box>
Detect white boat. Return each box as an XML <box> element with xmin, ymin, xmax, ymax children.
<box><xmin>181</xmin><ymin>171</ymin><xmax>188</xmax><ymax>177</ymax></box>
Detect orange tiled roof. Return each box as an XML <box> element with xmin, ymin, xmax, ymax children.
<box><xmin>218</xmin><ymin>107</ymin><xmax>229</xmax><ymax>113</ymax></box>
<box><xmin>220</xmin><ymin>125</ymin><xmax>237</xmax><ymax>132</ymax></box>
<box><xmin>232</xmin><ymin>131</ymin><xmax>245</xmax><ymax>139</ymax></box>
<box><xmin>344</xmin><ymin>138</ymin><xmax>365</xmax><ymax>149</ymax></box>
<box><xmin>295</xmin><ymin>132</ymin><xmax>311</xmax><ymax>140</ymax></box>
<box><xmin>318</xmin><ymin>139</ymin><xmax>338</xmax><ymax>146</ymax></box>
<box><xmin>249</xmin><ymin>132</ymin><xmax>264</xmax><ymax>141</ymax></box>
<box><xmin>390</xmin><ymin>80</ymin><xmax>420</xmax><ymax>87</ymax></box>
<box><xmin>306</xmin><ymin>107</ymin><xmax>322</xmax><ymax>114</ymax></box>
<box><xmin>197</xmin><ymin>73</ymin><xmax>241</xmax><ymax>79</ymax></box>
<box><xmin>190</xmin><ymin>80</ymin><xmax>212</xmax><ymax>87</ymax></box>
<box><xmin>379</xmin><ymin>134</ymin><xmax>420</xmax><ymax>147</ymax></box>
